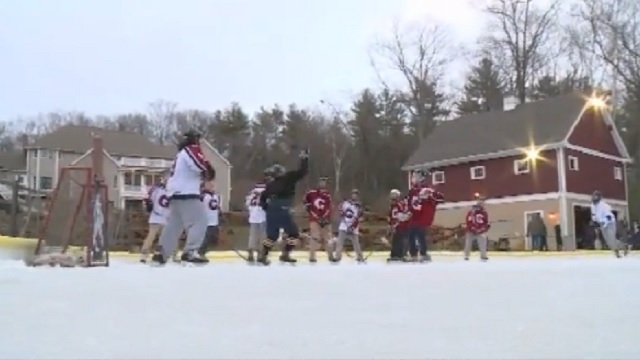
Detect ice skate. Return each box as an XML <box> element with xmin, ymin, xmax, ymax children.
<box><xmin>356</xmin><ymin>256</ymin><xmax>366</xmax><ymax>264</ymax></box>
<box><xmin>419</xmin><ymin>254</ymin><xmax>431</xmax><ymax>263</ymax></box>
<box><xmin>624</xmin><ymin>246</ymin><xmax>630</xmax><ymax>257</ymax></box>
<box><xmin>614</xmin><ymin>249</ymin><xmax>621</xmax><ymax>258</ymax></box>
<box><xmin>140</xmin><ymin>252</ymin><xmax>149</xmax><ymax>264</ymax></box>
<box><xmin>149</xmin><ymin>252</ymin><xmax>167</xmax><ymax>267</ymax></box>
<box><xmin>386</xmin><ymin>257</ymin><xmax>403</xmax><ymax>263</ymax></box>
<box><xmin>279</xmin><ymin>252</ymin><xmax>297</xmax><ymax>265</ymax></box>
<box><xmin>309</xmin><ymin>257</ymin><xmax>317</xmax><ymax>264</ymax></box>
<box><xmin>480</xmin><ymin>256</ymin><xmax>489</xmax><ymax>262</ymax></box>
<box><xmin>329</xmin><ymin>256</ymin><xmax>340</xmax><ymax>264</ymax></box>
<box><xmin>464</xmin><ymin>256</ymin><xmax>469</xmax><ymax>261</ymax></box>
<box><xmin>246</xmin><ymin>251</ymin><xmax>256</xmax><ymax>265</ymax></box>
<box><xmin>180</xmin><ymin>250</ymin><xmax>209</xmax><ymax>266</ymax></box>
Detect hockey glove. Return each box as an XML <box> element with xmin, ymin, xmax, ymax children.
<box><xmin>203</xmin><ymin>163</ymin><xmax>216</xmax><ymax>181</ymax></box>
<box><xmin>319</xmin><ymin>218</ymin><xmax>329</xmax><ymax>228</ymax></box>
<box><xmin>144</xmin><ymin>200</ymin><xmax>153</xmax><ymax>213</ymax></box>
<box><xmin>299</xmin><ymin>149</ymin><xmax>309</xmax><ymax>159</ymax></box>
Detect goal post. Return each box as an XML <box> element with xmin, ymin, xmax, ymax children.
<box><xmin>34</xmin><ymin>135</ymin><xmax>111</xmax><ymax>267</ymax></box>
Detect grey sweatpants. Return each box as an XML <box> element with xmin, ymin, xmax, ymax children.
<box><xmin>159</xmin><ymin>198</ymin><xmax>207</xmax><ymax>258</ymax></box>
<box><xmin>464</xmin><ymin>232</ymin><xmax>487</xmax><ymax>258</ymax></box>
<box><xmin>248</xmin><ymin>222</ymin><xmax>266</xmax><ymax>250</ymax></box>
<box><xmin>334</xmin><ymin>230</ymin><xmax>363</xmax><ymax>260</ymax></box>
<box><xmin>601</xmin><ymin>223</ymin><xmax>620</xmax><ymax>253</ymax></box>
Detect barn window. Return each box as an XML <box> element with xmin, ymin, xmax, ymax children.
<box><xmin>614</xmin><ymin>166</ymin><xmax>623</xmax><ymax>180</ymax></box>
<box><xmin>513</xmin><ymin>159</ymin><xmax>530</xmax><ymax>175</ymax></box>
<box><xmin>470</xmin><ymin>166</ymin><xmax>486</xmax><ymax>180</ymax></box>
<box><xmin>568</xmin><ymin>156</ymin><xmax>579</xmax><ymax>171</ymax></box>
<box><xmin>432</xmin><ymin>171</ymin><xmax>445</xmax><ymax>184</ymax></box>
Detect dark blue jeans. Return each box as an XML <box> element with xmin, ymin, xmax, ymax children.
<box><xmin>531</xmin><ymin>235</ymin><xmax>546</xmax><ymax>250</ymax></box>
<box><xmin>390</xmin><ymin>228</ymin><xmax>408</xmax><ymax>258</ymax></box>
<box><xmin>265</xmin><ymin>199</ymin><xmax>299</xmax><ymax>242</ymax></box>
<box><xmin>408</xmin><ymin>225</ymin><xmax>427</xmax><ymax>256</ymax></box>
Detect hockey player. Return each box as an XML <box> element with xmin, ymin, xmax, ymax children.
<box><xmin>387</xmin><ymin>189</ymin><xmax>410</xmax><ymax>262</ymax></box>
<box><xmin>140</xmin><ymin>177</ymin><xmax>170</xmax><ymax>263</ymax></box>
<box><xmin>464</xmin><ymin>196</ymin><xmax>490</xmax><ymax>261</ymax></box>
<box><xmin>333</xmin><ymin>189</ymin><xmax>365</xmax><ymax>263</ymax></box>
<box><xmin>304</xmin><ymin>176</ymin><xmax>333</xmax><ymax>263</ymax></box>
<box><xmin>257</xmin><ymin>150</ymin><xmax>309</xmax><ymax>265</ymax></box>
<box><xmin>406</xmin><ymin>169</ymin><xmax>444</xmax><ymax>262</ymax></box>
<box><xmin>245</xmin><ymin>175</ymin><xmax>267</xmax><ymax>263</ymax></box>
<box><xmin>198</xmin><ymin>181</ymin><xmax>221</xmax><ymax>257</ymax></box>
<box><xmin>151</xmin><ymin>130</ymin><xmax>216</xmax><ymax>265</ymax></box>
<box><xmin>591</xmin><ymin>190</ymin><xmax>621</xmax><ymax>258</ymax></box>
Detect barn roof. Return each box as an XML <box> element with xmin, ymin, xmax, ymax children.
<box><xmin>403</xmin><ymin>93</ymin><xmax>590</xmax><ymax>170</ymax></box>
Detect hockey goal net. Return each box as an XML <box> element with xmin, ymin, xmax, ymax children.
<box><xmin>35</xmin><ymin>167</ymin><xmax>110</xmax><ymax>267</ymax></box>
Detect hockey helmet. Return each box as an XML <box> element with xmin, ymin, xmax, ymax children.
<box><xmin>411</xmin><ymin>169</ymin><xmax>430</xmax><ymax>184</ymax></box>
<box><xmin>390</xmin><ymin>189</ymin><xmax>401</xmax><ymax>199</ymax></box>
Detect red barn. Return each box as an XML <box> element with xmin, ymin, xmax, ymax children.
<box><xmin>402</xmin><ymin>93</ymin><xmax>631</xmax><ymax>250</ymax></box>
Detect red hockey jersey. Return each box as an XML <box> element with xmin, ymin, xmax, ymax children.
<box><xmin>407</xmin><ymin>184</ymin><xmax>444</xmax><ymax>227</ymax></box>
<box><xmin>303</xmin><ymin>188</ymin><xmax>332</xmax><ymax>221</ymax></box>
<box><xmin>389</xmin><ymin>199</ymin><xmax>410</xmax><ymax>231</ymax></box>
<box><xmin>466</xmin><ymin>207</ymin><xmax>490</xmax><ymax>234</ymax></box>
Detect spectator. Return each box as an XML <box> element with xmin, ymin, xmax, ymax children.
<box><xmin>527</xmin><ymin>213</ymin><xmax>547</xmax><ymax>251</ymax></box>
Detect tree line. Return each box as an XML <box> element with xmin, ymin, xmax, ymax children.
<box><xmin>2</xmin><ymin>0</ymin><xmax>640</xmax><ymax>213</ymax></box>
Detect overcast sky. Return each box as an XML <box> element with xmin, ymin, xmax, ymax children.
<box><xmin>0</xmin><ymin>0</ymin><xmax>489</xmax><ymax>121</ymax></box>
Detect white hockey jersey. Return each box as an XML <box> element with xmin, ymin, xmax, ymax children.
<box><xmin>591</xmin><ymin>201</ymin><xmax>615</xmax><ymax>227</ymax></box>
<box><xmin>166</xmin><ymin>144</ymin><xmax>209</xmax><ymax>198</ymax></box>
<box><xmin>148</xmin><ymin>186</ymin><xmax>171</xmax><ymax>225</ymax></box>
<box><xmin>202</xmin><ymin>191</ymin><xmax>221</xmax><ymax>226</ymax></box>
<box><xmin>338</xmin><ymin>200</ymin><xmax>362</xmax><ymax>232</ymax></box>
<box><xmin>245</xmin><ymin>183</ymin><xmax>266</xmax><ymax>224</ymax></box>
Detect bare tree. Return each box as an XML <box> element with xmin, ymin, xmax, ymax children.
<box><xmin>320</xmin><ymin>100</ymin><xmax>351</xmax><ymax>197</ymax></box>
<box><xmin>147</xmin><ymin>99</ymin><xmax>178</xmax><ymax>145</ymax></box>
<box><xmin>571</xmin><ymin>0</ymin><xmax>640</xmax><ymax>99</ymax></box>
<box><xmin>370</xmin><ymin>20</ymin><xmax>451</xmax><ymax>142</ymax></box>
<box><xmin>483</xmin><ymin>0</ymin><xmax>561</xmax><ymax>103</ymax></box>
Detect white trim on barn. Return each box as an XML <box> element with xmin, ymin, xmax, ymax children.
<box><xmin>562</xmin><ymin>106</ymin><xmax>631</xmax><ymax>160</ymax></box>
<box><xmin>437</xmin><ymin>192</ymin><xmax>627</xmax><ymax>211</ymax></box>
<box><xmin>557</xmin><ymin>148</ymin><xmax>569</xmax><ymax>237</ymax></box>
<box><xmin>402</xmin><ymin>143</ymin><xmax>562</xmax><ymax>171</ymax></box>
<box><xmin>563</xmin><ymin>144</ymin><xmax>630</xmax><ymax>163</ymax></box>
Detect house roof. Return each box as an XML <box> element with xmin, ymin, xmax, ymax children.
<box><xmin>30</xmin><ymin>125</ymin><xmax>178</xmax><ymax>159</ymax></box>
<box><xmin>403</xmin><ymin>93</ymin><xmax>590</xmax><ymax>169</ymax></box>
<box><xmin>0</xmin><ymin>151</ymin><xmax>26</xmax><ymax>171</ymax></box>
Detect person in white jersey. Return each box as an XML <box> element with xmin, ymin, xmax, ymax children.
<box><xmin>245</xmin><ymin>174</ymin><xmax>267</xmax><ymax>263</ymax></box>
<box><xmin>151</xmin><ymin>130</ymin><xmax>215</xmax><ymax>266</ymax></box>
<box><xmin>332</xmin><ymin>189</ymin><xmax>365</xmax><ymax>263</ymax></box>
<box><xmin>199</xmin><ymin>181</ymin><xmax>221</xmax><ymax>257</ymax></box>
<box><xmin>591</xmin><ymin>190</ymin><xmax>621</xmax><ymax>258</ymax></box>
<box><xmin>140</xmin><ymin>177</ymin><xmax>170</xmax><ymax>263</ymax></box>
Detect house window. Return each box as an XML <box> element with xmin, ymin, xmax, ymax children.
<box><xmin>568</xmin><ymin>156</ymin><xmax>579</xmax><ymax>171</ymax></box>
<box><xmin>432</xmin><ymin>171</ymin><xmax>445</xmax><ymax>184</ymax></box>
<box><xmin>614</xmin><ymin>166</ymin><xmax>623</xmax><ymax>180</ymax></box>
<box><xmin>32</xmin><ymin>176</ymin><xmax>36</xmax><ymax>188</ymax></box>
<box><xmin>113</xmin><ymin>175</ymin><xmax>118</xmax><ymax>188</ymax></box>
<box><xmin>144</xmin><ymin>174</ymin><xmax>154</xmax><ymax>187</ymax></box>
<box><xmin>39</xmin><ymin>149</ymin><xmax>53</xmax><ymax>159</ymax></box>
<box><xmin>39</xmin><ymin>176</ymin><xmax>53</xmax><ymax>190</ymax></box>
<box><xmin>124</xmin><ymin>172</ymin><xmax>133</xmax><ymax>185</ymax></box>
<box><xmin>470</xmin><ymin>166</ymin><xmax>486</xmax><ymax>180</ymax></box>
<box><xmin>514</xmin><ymin>159</ymin><xmax>530</xmax><ymax>175</ymax></box>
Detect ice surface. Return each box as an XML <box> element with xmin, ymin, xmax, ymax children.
<box><xmin>0</xmin><ymin>256</ymin><xmax>639</xmax><ymax>360</ymax></box>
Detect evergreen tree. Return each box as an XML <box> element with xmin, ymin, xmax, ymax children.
<box><xmin>457</xmin><ymin>57</ymin><xmax>505</xmax><ymax>115</ymax></box>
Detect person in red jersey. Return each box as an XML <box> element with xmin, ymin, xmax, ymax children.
<box><xmin>303</xmin><ymin>176</ymin><xmax>333</xmax><ymax>263</ymax></box>
<box><xmin>464</xmin><ymin>195</ymin><xmax>490</xmax><ymax>261</ymax></box>
<box><xmin>387</xmin><ymin>189</ymin><xmax>411</xmax><ymax>263</ymax></box>
<box><xmin>406</xmin><ymin>169</ymin><xmax>444</xmax><ymax>262</ymax></box>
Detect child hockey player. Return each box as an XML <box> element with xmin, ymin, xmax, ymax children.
<box><xmin>332</xmin><ymin>189</ymin><xmax>365</xmax><ymax>263</ymax></box>
<box><xmin>387</xmin><ymin>189</ymin><xmax>410</xmax><ymax>262</ymax></box>
<box><xmin>245</xmin><ymin>176</ymin><xmax>267</xmax><ymax>263</ymax></box>
<box><xmin>198</xmin><ymin>181</ymin><xmax>221</xmax><ymax>257</ymax></box>
<box><xmin>464</xmin><ymin>196</ymin><xmax>490</xmax><ymax>261</ymax></box>
<box><xmin>140</xmin><ymin>177</ymin><xmax>170</xmax><ymax>263</ymax></box>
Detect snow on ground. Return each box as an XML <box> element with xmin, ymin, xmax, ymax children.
<box><xmin>0</xmin><ymin>256</ymin><xmax>639</xmax><ymax>360</ymax></box>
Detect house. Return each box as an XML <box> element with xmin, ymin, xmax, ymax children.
<box><xmin>25</xmin><ymin>125</ymin><xmax>232</xmax><ymax>211</ymax></box>
<box><xmin>402</xmin><ymin>92</ymin><xmax>631</xmax><ymax>250</ymax></box>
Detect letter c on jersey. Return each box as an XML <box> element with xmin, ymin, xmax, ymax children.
<box><xmin>209</xmin><ymin>198</ymin><xmax>219</xmax><ymax>211</ymax></box>
<box><xmin>159</xmin><ymin>195</ymin><xmax>170</xmax><ymax>208</ymax></box>
<box><xmin>313</xmin><ymin>197</ymin><xmax>326</xmax><ymax>210</ymax></box>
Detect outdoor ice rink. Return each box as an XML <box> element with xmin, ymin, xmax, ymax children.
<box><xmin>1</xmin><ymin>253</ymin><xmax>638</xmax><ymax>360</ymax></box>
